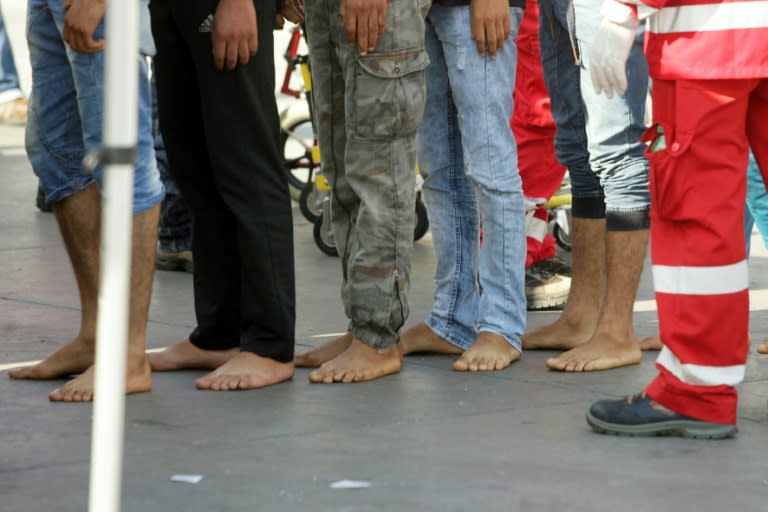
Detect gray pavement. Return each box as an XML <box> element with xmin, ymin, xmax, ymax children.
<box><xmin>2</xmin><ymin>119</ymin><xmax>768</xmax><ymax>512</ymax></box>
<box><xmin>1</xmin><ymin>7</ymin><xmax>768</xmax><ymax>511</ymax></box>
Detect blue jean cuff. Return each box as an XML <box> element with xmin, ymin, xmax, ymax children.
<box><xmin>572</xmin><ymin>195</ymin><xmax>606</xmax><ymax>219</ymax></box>
<box><xmin>426</xmin><ymin>316</ymin><xmax>475</xmax><ymax>351</ymax></box>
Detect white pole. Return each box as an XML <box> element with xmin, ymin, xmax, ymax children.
<box><xmin>88</xmin><ymin>0</ymin><xmax>139</xmax><ymax>511</ymax></box>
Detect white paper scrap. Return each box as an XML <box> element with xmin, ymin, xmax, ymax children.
<box><xmin>170</xmin><ymin>474</ymin><xmax>204</xmax><ymax>484</ymax></box>
<box><xmin>330</xmin><ymin>480</ymin><xmax>371</xmax><ymax>489</ymax></box>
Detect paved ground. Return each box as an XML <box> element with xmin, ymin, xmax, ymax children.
<box><xmin>3</xmin><ymin>118</ymin><xmax>768</xmax><ymax>511</ymax></box>
<box><xmin>2</xmin><ymin>6</ymin><xmax>768</xmax><ymax>512</ymax></box>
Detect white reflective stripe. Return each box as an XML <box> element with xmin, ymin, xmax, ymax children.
<box><xmin>656</xmin><ymin>346</ymin><xmax>745</xmax><ymax>386</ymax></box>
<box><xmin>652</xmin><ymin>260</ymin><xmax>748</xmax><ymax>295</ymax></box>
<box><xmin>526</xmin><ymin>216</ymin><xmax>548</xmax><ymax>242</ymax></box>
<box><xmin>649</xmin><ymin>1</ymin><xmax>768</xmax><ymax>33</ymax></box>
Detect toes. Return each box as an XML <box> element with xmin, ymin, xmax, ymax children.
<box><xmin>341</xmin><ymin>370</ymin><xmax>356</xmax><ymax>383</ymax></box>
<box><xmin>545</xmin><ymin>357</ymin><xmax>565</xmax><ymax>370</ymax></box>
<box><xmin>452</xmin><ymin>355</ymin><xmax>470</xmax><ymax>372</ymax></box>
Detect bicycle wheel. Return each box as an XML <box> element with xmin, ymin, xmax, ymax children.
<box><xmin>299</xmin><ymin>181</ymin><xmax>323</xmax><ymax>223</ymax></box>
<box><xmin>280</xmin><ymin>116</ymin><xmax>318</xmax><ymax>197</ymax></box>
<box><xmin>313</xmin><ymin>216</ymin><xmax>338</xmax><ymax>257</ymax></box>
<box><xmin>414</xmin><ymin>196</ymin><xmax>429</xmax><ymax>241</ymax></box>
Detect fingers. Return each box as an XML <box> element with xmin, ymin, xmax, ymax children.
<box><xmin>471</xmin><ymin>16</ymin><xmax>485</xmax><ymax>56</ymax></box>
<box><xmin>212</xmin><ymin>35</ymin><xmax>226</xmax><ymax>70</ymax></box>
<box><xmin>356</xmin><ymin>15</ymin><xmax>369</xmax><ymax>54</ymax></box>
<box><xmin>485</xmin><ymin>21</ymin><xmax>498</xmax><ymax>59</ymax></box>
<box><xmin>249</xmin><ymin>24</ymin><xmax>259</xmax><ymax>56</ymax></box>
<box><xmin>366</xmin><ymin>14</ymin><xmax>378</xmax><ymax>53</ymax></box>
<box><xmin>225</xmin><ymin>39</ymin><xmax>239</xmax><ymax>70</ymax></box>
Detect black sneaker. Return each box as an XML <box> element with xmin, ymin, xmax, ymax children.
<box><xmin>156</xmin><ymin>250</ymin><xmax>194</xmax><ymax>273</ymax></box>
<box><xmin>587</xmin><ymin>393</ymin><xmax>737</xmax><ymax>440</ymax></box>
<box><xmin>531</xmin><ymin>255</ymin><xmax>571</xmax><ymax>278</ymax></box>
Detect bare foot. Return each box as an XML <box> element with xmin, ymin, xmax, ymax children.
<box><xmin>521</xmin><ymin>316</ymin><xmax>594</xmax><ymax>351</ymax></box>
<box><xmin>9</xmin><ymin>337</ymin><xmax>94</xmax><ymax>380</ymax></box>
<box><xmin>309</xmin><ymin>338</ymin><xmax>401</xmax><ymax>384</ymax></box>
<box><xmin>195</xmin><ymin>352</ymin><xmax>294</xmax><ymax>391</ymax></box>
<box><xmin>148</xmin><ymin>340</ymin><xmax>238</xmax><ymax>371</ymax></box>
<box><xmin>452</xmin><ymin>331</ymin><xmax>521</xmax><ymax>372</ymax></box>
<box><xmin>545</xmin><ymin>332</ymin><xmax>641</xmax><ymax>372</ymax></box>
<box><xmin>757</xmin><ymin>338</ymin><xmax>768</xmax><ymax>354</ymax></box>
<box><xmin>294</xmin><ymin>332</ymin><xmax>353</xmax><ymax>368</ymax></box>
<box><xmin>398</xmin><ymin>322</ymin><xmax>463</xmax><ymax>356</ymax></box>
<box><xmin>638</xmin><ymin>333</ymin><xmax>663</xmax><ymax>351</ymax></box>
<box><xmin>49</xmin><ymin>357</ymin><xmax>152</xmax><ymax>402</ymax></box>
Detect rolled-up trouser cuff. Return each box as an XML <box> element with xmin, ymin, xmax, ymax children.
<box><xmin>351</xmin><ymin>325</ymin><xmax>399</xmax><ymax>350</ymax></box>
<box><xmin>572</xmin><ymin>195</ymin><xmax>606</xmax><ymax>219</ymax></box>
<box><xmin>606</xmin><ymin>209</ymin><xmax>650</xmax><ymax>231</ymax></box>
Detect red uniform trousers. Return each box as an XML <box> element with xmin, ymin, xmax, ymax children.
<box><xmin>645</xmin><ymin>78</ymin><xmax>768</xmax><ymax>424</ymax></box>
<box><xmin>511</xmin><ymin>2</ymin><xmax>566</xmax><ymax>268</ymax></box>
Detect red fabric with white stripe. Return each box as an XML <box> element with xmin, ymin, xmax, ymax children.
<box><xmin>641</xmin><ymin>0</ymin><xmax>768</xmax><ymax>79</ymax></box>
<box><xmin>511</xmin><ymin>2</ymin><xmax>565</xmax><ymax>267</ymax></box>
<box><xmin>645</xmin><ymin>78</ymin><xmax>768</xmax><ymax>424</ymax></box>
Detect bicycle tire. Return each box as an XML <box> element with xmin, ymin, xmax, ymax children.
<box><xmin>313</xmin><ymin>217</ymin><xmax>338</xmax><ymax>257</ymax></box>
<box><xmin>414</xmin><ymin>196</ymin><xmax>429</xmax><ymax>241</ymax></box>
<box><xmin>280</xmin><ymin>117</ymin><xmax>318</xmax><ymax>196</ymax></box>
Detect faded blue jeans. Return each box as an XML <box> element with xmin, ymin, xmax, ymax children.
<box><xmin>26</xmin><ymin>0</ymin><xmax>163</xmax><ymax>213</ymax></box>
<box><xmin>0</xmin><ymin>8</ymin><xmax>23</xmax><ymax>101</ymax></box>
<box><xmin>417</xmin><ymin>5</ymin><xmax>526</xmax><ymax>352</ymax></box>
<box><xmin>539</xmin><ymin>0</ymin><xmax>650</xmax><ymax>229</ymax></box>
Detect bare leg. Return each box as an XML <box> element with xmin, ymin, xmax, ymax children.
<box><xmin>546</xmin><ymin>229</ymin><xmax>649</xmax><ymax>372</ymax></box>
<box><xmin>148</xmin><ymin>340</ymin><xmax>239</xmax><ymax>371</ymax></box>
<box><xmin>10</xmin><ymin>186</ymin><xmax>102</xmax><ymax>381</ymax></box>
<box><xmin>47</xmin><ymin>195</ymin><xmax>159</xmax><ymax>401</ymax></box>
<box><xmin>639</xmin><ymin>333</ymin><xmax>663</xmax><ymax>351</ymax></box>
<box><xmin>195</xmin><ymin>352</ymin><xmax>294</xmax><ymax>390</ymax></box>
<box><xmin>522</xmin><ymin>217</ymin><xmax>606</xmax><ymax>349</ymax></box>
<box><xmin>452</xmin><ymin>331</ymin><xmax>520</xmax><ymax>372</ymax></box>
<box><xmin>308</xmin><ymin>338</ymin><xmax>401</xmax><ymax>383</ymax></box>
<box><xmin>398</xmin><ymin>322</ymin><xmax>463</xmax><ymax>356</ymax></box>
<box><xmin>294</xmin><ymin>332</ymin><xmax>353</xmax><ymax>367</ymax></box>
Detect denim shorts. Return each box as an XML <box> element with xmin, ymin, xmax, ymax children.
<box><xmin>26</xmin><ymin>0</ymin><xmax>164</xmax><ymax>214</ymax></box>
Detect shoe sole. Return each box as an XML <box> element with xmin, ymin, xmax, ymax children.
<box><xmin>526</xmin><ymin>291</ymin><xmax>569</xmax><ymax>310</ymax></box>
<box><xmin>586</xmin><ymin>411</ymin><xmax>737</xmax><ymax>440</ymax></box>
<box><xmin>156</xmin><ymin>258</ymin><xmax>194</xmax><ymax>273</ymax></box>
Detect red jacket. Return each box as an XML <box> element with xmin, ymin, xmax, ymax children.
<box><xmin>619</xmin><ymin>0</ymin><xmax>768</xmax><ymax>80</ymax></box>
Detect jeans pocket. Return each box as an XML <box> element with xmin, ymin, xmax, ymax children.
<box><xmin>351</xmin><ymin>49</ymin><xmax>429</xmax><ymax>140</ymax></box>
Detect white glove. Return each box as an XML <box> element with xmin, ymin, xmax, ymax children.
<box><xmin>588</xmin><ymin>1</ymin><xmax>639</xmax><ymax>99</ymax></box>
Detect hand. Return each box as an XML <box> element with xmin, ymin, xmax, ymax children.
<box><xmin>62</xmin><ymin>0</ymin><xmax>106</xmax><ymax>54</ymax></box>
<box><xmin>280</xmin><ymin>0</ymin><xmax>305</xmax><ymax>24</ymax></box>
<box><xmin>339</xmin><ymin>0</ymin><xmax>387</xmax><ymax>56</ymax></box>
<box><xmin>213</xmin><ymin>0</ymin><xmax>259</xmax><ymax>71</ymax></box>
<box><xmin>588</xmin><ymin>15</ymin><xmax>638</xmax><ymax>98</ymax></box>
<box><xmin>469</xmin><ymin>0</ymin><xmax>510</xmax><ymax>58</ymax></box>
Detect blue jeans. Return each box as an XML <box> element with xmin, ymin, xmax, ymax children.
<box><xmin>745</xmin><ymin>151</ymin><xmax>768</xmax><ymax>254</ymax></box>
<box><xmin>0</xmin><ymin>8</ymin><xmax>22</xmax><ymax>100</ymax></box>
<box><xmin>539</xmin><ymin>0</ymin><xmax>650</xmax><ymax>229</ymax></box>
<box><xmin>26</xmin><ymin>0</ymin><xmax>163</xmax><ymax>214</ymax></box>
<box><xmin>417</xmin><ymin>5</ymin><xmax>526</xmax><ymax>351</ymax></box>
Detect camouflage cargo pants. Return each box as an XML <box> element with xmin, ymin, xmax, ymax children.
<box><xmin>304</xmin><ymin>0</ymin><xmax>430</xmax><ymax>348</ymax></box>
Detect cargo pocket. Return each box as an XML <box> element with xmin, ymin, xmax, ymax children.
<box><xmin>350</xmin><ymin>48</ymin><xmax>429</xmax><ymax>140</ymax></box>
<box><xmin>644</xmin><ymin>123</ymin><xmax>693</xmax><ymax>221</ymax></box>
